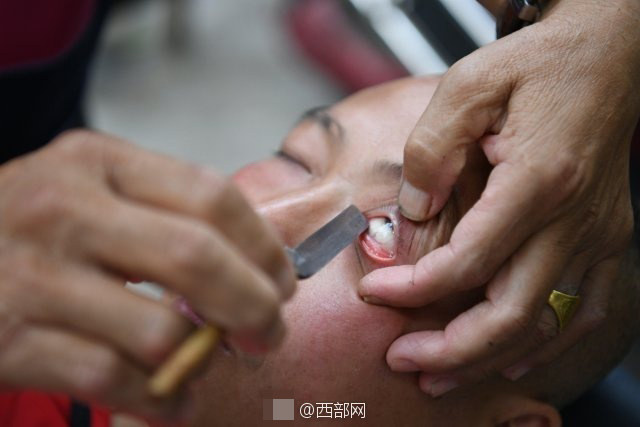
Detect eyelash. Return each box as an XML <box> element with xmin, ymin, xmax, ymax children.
<box><xmin>274</xmin><ymin>149</ymin><xmax>312</xmax><ymax>174</ymax></box>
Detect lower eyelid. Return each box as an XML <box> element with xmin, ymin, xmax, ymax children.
<box><xmin>358</xmin><ymin>205</ymin><xmax>417</xmax><ymax>269</ymax></box>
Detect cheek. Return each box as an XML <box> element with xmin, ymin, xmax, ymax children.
<box><xmin>191</xmin><ymin>249</ymin><xmax>436</xmax><ymax>426</ymax></box>
<box><xmin>268</xmin><ymin>249</ymin><xmax>408</xmax><ymax>399</ymax></box>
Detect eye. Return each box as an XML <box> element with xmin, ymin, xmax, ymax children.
<box><xmin>356</xmin><ymin>205</ymin><xmax>418</xmax><ymax>272</ymax></box>
<box><xmin>275</xmin><ymin>149</ymin><xmax>311</xmax><ymax>174</ymax></box>
<box><xmin>368</xmin><ymin>217</ymin><xmax>395</xmax><ymax>253</ymax></box>
<box><xmin>359</xmin><ymin>214</ymin><xmax>397</xmax><ymax>264</ymax></box>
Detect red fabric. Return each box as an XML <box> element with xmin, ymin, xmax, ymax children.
<box><xmin>286</xmin><ymin>0</ymin><xmax>409</xmax><ymax>92</ymax></box>
<box><xmin>0</xmin><ymin>391</ymin><xmax>110</xmax><ymax>427</ymax></box>
<box><xmin>0</xmin><ymin>0</ymin><xmax>95</xmax><ymax>69</ymax></box>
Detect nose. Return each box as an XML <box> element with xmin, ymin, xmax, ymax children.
<box><xmin>257</xmin><ymin>184</ymin><xmax>349</xmax><ymax>247</ymax></box>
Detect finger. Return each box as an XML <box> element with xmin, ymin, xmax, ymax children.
<box><xmin>385</xmin><ymin>225</ymin><xmax>569</xmax><ymax>376</ymax></box>
<box><xmin>465</xmin><ymin>251</ymin><xmax>591</xmax><ymax>381</ymax></box>
<box><xmin>399</xmin><ymin>57</ymin><xmax>510</xmax><ymax>220</ymax></box>
<box><xmin>78</xmin><ymin>197</ymin><xmax>284</xmax><ymax>345</ymax></box>
<box><xmin>99</xmin><ymin>134</ymin><xmax>295</xmax><ymax>298</ymax></box>
<box><xmin>1</xmin><ymin>248</ymin><xmax>193</xmax><ymax>367</ymax></box>
<box><xmin>416</xmin><ymin>300</ymin><xmax>561</xmax><ymax>397</ymax></box>
<box><xmin>418</xmin><ymin>252</ymin><xmax>593</xmax><ymax>395</ymax></box>
<box><xmin>0</xmin><ymin>324</ymin><xmax>191</xmax><ymax>420</ymax></box>
<box><xmin>458</xmin><ymin>252</ymin><xmax>590</xmax><ymax>383</ymax></box>
<box><xmin>361</xmin><ymin>163</ymin><xmax>549</xmax><ymax>306</ymax></box>
<box><xmin>502</xmin><ymin>258</ymin><xmax>619</xmax><ymax>381</ymax></box>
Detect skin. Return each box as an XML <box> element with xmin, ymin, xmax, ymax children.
<box><xmin>363</xmin><ymin>0</ymin><xmax>640</xmax><ymax>395</ymax></box>
<box><xmin>0</xmin><ymin>131</ymin><xmax>296</xmax><ymax>418</ymax></box>
<box><xmin>189</xmin><ymin>77</ymin><xmax>584</xmax><ymax>426</ymax></box>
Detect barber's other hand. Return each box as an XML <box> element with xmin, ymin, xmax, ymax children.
<box><xmin>0</xmin><ymin>130</ymin><xmax>295</xmax><ymax>418</ymax></box>
<box><xmin>359</xmin><ymin>0</ymin><xmax>640</xmax><ymax>395</ymax></box>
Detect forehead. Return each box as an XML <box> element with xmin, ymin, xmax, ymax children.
<box><xmin>328</xmin><ymin>77</ymin><xmax>439</xmax><ymax>164</ymax></box>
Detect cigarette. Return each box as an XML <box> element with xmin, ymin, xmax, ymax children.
<box><xmin>148</xmin><ymin>325</ymin><xmax>219</xmax><ymax>398</ymax></box>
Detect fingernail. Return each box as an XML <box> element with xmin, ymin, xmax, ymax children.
<box><xmin>398</xmin><ymin>180</ymin><xmax>431</xmax><ymax>221</ymax></box>
<box><xmin>502</xmin><ymin>362</ymin><xmax>532</xmax><ymax>381</ymax></box>
<box><xmin>390</xmin><ymin>358</ymin><xmax>420</xmax><ymax>372</ymax></box>
<box><xmin>421</xmin><ymin>376</ymin><xmax>459</xmax><ymax>397</ymax></box>
<box><xmin>362</xmin><ymin>295</ymin><xmax>385</xmax><ymax>305</ymax></box>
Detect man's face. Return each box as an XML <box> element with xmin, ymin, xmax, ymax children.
<box><xmin>191</xmin><ymin>78</ymin><xmax>487</xmax><ymax>426</ymax></box>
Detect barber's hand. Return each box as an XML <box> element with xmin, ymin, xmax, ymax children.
<box><xmin>359</xmin><ymin>0</ymin><xmax>640</xmax><ymax>395</ymax></box>
<box><xmin>0</xmin><ymin>130</ymin><xmax>295</xmax><ymax>417</ymax></box>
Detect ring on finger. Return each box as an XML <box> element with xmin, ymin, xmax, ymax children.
<box><xmin>547</xmin><ymin>290</ymin><xmax>580</xmax><ymax>332</ymax></box>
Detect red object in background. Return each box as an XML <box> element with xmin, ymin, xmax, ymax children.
<box><xmin>0</xmin><ymin>0</ymin><xmax>95</xmax><ymax>70</ymax></box>
<box><xmin>286</xmin><ymin>0</ymin><xmax>409</xmax><ymax>92</ymax></box>
<box><xmin>0</xmin><ymin>391</ymin><xmax>109</xmax><ymax>427</ymax></box>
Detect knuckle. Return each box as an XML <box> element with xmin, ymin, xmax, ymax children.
<box><xmin>72</xmin><ymin>348</ymin><xmax>125</xmax><ymax>398</ymax></box>
<box><xmin>580</xmin><ymin>200</ymin><xmax>601</xmax><ymax>231</ymax></box>
<box><xmin>503</xmin><ymin>305</ymin><xmax>535</xmax><ymax>337</ymax></box>
<box><xmin>167</xmin><ymin>229</ymin><xmax>212</xmax><ymax>277</ymax></box>
<box><xmin>527</xmin><ymin>154</ymin><xmax>580</xmax><ymax>203</ymax></box>
<box><xmin>580</xmin><ymin>195</ymin><xmax>633</xmax><ymax>250</ymax></box>
<box><xmin>583</xmin><ymin>302</ymin><xmax>608</xmax><ymax>331</ymax></box>
<box><xmin>404</xmin><ymin>136</ymin><xmax>432</xmax><ymax>162</ymax></box>
<box><xmin>22</xmin><ymin>184</ymin><xmax>70</xmax><ymax>225</ymax></box>
<box><xmin>402</xmin><ymin>138</ymin><xmax>441</xmax><ymax>183</ymax></box>
<box><xmin>446</xmin><ymin>57</ymin><xmax>489</xmax><ymax>91</ymax></box>
<box><xmin>190</xmin><ymin>168</ymin><xmax>228</xmax><ymax>213</ymax></box>
<box><xmin>49</xmin><ymin>130</ymin><xmax>98</xmax><ymax>157</ymax></box>
<box><xmin>532</xmin><ymin>314</ymin><xmax>559</xmax><ymax>346</ymax></box>
<box><xmin>0</xmin><ymin>250</ymin><xmax>48</xmax><ymax>301</ymax></box>
<box><xmin>5</xmin><ymin>180</ymin><xmax>75</xmax><ymax>235</ymax></box>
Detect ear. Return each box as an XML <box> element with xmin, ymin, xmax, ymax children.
<box><xmin>493</xmin><ymin>394</ymin><xmax>561</xmax><ymax>427</ymax></box>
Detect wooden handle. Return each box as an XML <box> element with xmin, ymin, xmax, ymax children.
<box><xmin>148</xmin><ymin>325</ymin><xmax>219</xmax><ymax>398</ymax></box>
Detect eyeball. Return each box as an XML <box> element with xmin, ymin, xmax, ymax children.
<box><xmin>359</xmin><ymin>215</ymin><xmax>397</xmax><ymax>263</ymax></box>
<box><xmin>367</xmin><ymin>217</ymin><xmax>394</xmax><ymax>252</ymax></box>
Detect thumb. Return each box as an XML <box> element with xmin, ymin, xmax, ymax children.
<box><xmin>399</xmin><ymin>59</ymin><xmax>511</xmax><ymax>221</ymax></box>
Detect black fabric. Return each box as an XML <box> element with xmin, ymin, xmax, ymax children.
<box><xmin>0</xmin><ymin>0</ymin><xmax>110</xmax><ymax>164</ymax></box>
<box><xmin>631</xmin><ymin>159</ymin><xmax>639</xmax><ymax>247</ymax></box>
<box><xmin>69</xmin><ymin>400</ymin><xmax>92</xmax><ymax>427</ymax></box>
<box><xmin>562</xmin><ymin>366</ymin><xmax>640</xmax><ymax>427</ymax></box>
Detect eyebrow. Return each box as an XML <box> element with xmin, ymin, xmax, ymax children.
<box><xmin>371</xmin><ymin>160</ymin><xmax>403</xmax><ymax>184</ymax></box>
<box><xmin>299</xmin><ymin>106</ymin><xmax>345</xmax><ymax>145</ymax></box>
<box><xmin>300</xmin><ymin>106</ymin><xmax>404</xmax><ymax>184</ymax></box>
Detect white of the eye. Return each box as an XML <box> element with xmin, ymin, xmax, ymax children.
<box><xmin>368</xmin><ymin>217</ymin><xmax>395</xmax><ymax>251</ymax></box>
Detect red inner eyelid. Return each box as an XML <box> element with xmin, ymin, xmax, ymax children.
<box><xmin>358</xmin><ymin>208</ymin><xmax>400</xmax><ymax>265</ymax></box>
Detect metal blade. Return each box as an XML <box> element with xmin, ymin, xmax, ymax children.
<box><xmin>286</xmin><ymin>205</ymin><xmax>368</xmax><ymax>279</ymax></box>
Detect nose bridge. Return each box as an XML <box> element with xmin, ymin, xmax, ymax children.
<box><xmin>257</xmin><ymin>183</ymin><xmax>349</xmax><ymax>246</ymax></box>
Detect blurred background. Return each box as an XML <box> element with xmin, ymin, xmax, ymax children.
<box><xmin>87</xmin><ymin>0</ymin><xmax>494</xmax><ymax>174</ymax></box>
